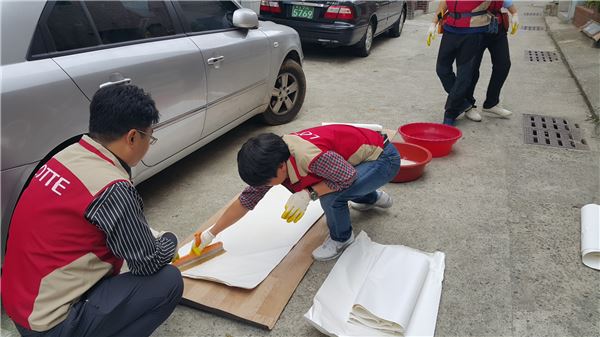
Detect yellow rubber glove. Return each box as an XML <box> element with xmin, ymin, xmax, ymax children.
<box><xmin>281</xmin><ymin>189</ymin><xmax>311</xmax><ymax>223</ymax></box>
<box><xmin>191</xmin><ymin>230</ymin><xmax>215</xmax><ymax>255</ymax></box>
<box><xmin>510</xmin><ymin>14</ymin><xmax>519</xmax><ymax>35</ymax></box>
<box><xmin>427</xmin><ymin>22</ymin><xmax>437</xmax><ymax>46</ymax></box>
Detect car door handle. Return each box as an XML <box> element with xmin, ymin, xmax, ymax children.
<box><xmin>207</xmin><ymin>56</ymin><xmax>225</xmax><ymax>65</ymax></box>
<box><xmin>99</xmin><ymin>78</ymin><xmax>131</xmax><ymax>89</ymax></box>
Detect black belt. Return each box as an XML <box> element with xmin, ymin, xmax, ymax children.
<box><xmin>379</xmin><ymin>132</ymin><xmax>390</xmax><ymax>146</ymax></box>
<box><xmin>447</xmin><ymin>10</ymin><xmax>488</xmax><ymax>19</ymax></box>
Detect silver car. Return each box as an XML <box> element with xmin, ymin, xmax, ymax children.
<box><xmin>0</xmin><ymin>0</ymin><xmax>306</xmax><ymax>254</ymax></box>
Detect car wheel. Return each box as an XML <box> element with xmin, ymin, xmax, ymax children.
<box><xmin>389</xmin><ymin>7</ymin><xmax>406</xmax><ymax>38</ymax></box>
<box><xmin>262</xmin><ymin>59</ymin><xmax>306</xmax><ymax>125</ymax></box>
<box><xmin>355</xmin><ymin>21</ymin><xmax>374</xmax><ymax>57</ymax></box>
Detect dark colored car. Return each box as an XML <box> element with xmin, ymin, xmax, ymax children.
<box><xmin>259</xmin><ymin>0</ymin><xmax>407</xmax><ymax>56</ymax></box>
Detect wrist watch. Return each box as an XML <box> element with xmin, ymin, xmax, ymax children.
<box><xmin>307</xmin><ymin>186</ymin><xmax>319</xmax><ymax>201</ymax></box>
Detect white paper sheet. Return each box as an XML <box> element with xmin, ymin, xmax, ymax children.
<box><xmin>321</xmin><ymin>122</ymin><xmax>384</xmax><ymax>132</ymax></box>
<box><xmin>350</xmin><ymin>247</ymin><xmax>430</xmax><ymax>335</ymax></box>
<box><xmin>581</xmin><ymin>204</ymin><xmax>600</xmax><ymax>270</ymax></box>
<box><xmin>304</xmin><ymin>231</ymin><xmax>445</xmax><ymax>337</ymax></box>
<box><xmin>178</xmin><ymin>185</ymin><xmax>324</xmax><ymax>289</ymax></box>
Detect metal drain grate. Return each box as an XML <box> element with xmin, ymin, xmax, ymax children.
<box><xmin>523</xmin><ymin>12</ymin><xmax>543</xmax><ymax>16</ymax></box>
<box><xmin>525</xmin><ymin>50</ymin><xmax>560</xmax><ymax>63</ymax></box>
<box><xmin>521</xmin><ymin>25</ymin><xmax>546</xmax><ymax>31</ymax></box>
<box><xmin>523</xmin><ymin>114</ymin><xmax>589</xmax><ymax>150</ymax></box>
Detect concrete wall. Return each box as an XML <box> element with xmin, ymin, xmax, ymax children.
<box><xmin>558</xmin><ymin>0</ymin><xmax>584</xmax><ymax>21</ymax></box>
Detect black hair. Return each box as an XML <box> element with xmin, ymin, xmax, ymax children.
<box><xmin>237</xmin><ymin>133</ymin><xmax>290</xmax><ymax>186</ymax></box>
<box><xmin>89</xmin><ymin>84</ymin><xmax>159</xmax><ymax>142</ymax></box>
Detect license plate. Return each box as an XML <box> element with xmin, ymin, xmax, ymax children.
<box><xmin>291</xmin><ymin>5</ymin><xmax>314</xmax><ymax>19</ymax></box>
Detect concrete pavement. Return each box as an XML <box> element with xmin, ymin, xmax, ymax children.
<box><xmin>2</xmin><ymin>2</ymin><xmax>598</xmax><ymax>336</ymax></box>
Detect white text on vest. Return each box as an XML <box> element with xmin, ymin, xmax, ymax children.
<box><xmin>35</xmin><ymin>165</ymin><xmax>71</xmax><ymax>196</ymax></box>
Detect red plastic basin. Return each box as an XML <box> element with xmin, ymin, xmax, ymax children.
<box><xmin>390</xmin><ymin>142</ymin><xmax>432</xmax><ymax>183</ymax></box>
<box><xmin>398</xmin><ymin>123</ymin><xmax>462</xmax><ymax>157</ymax></box>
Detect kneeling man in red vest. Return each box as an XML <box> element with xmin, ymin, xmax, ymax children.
<box><xmin>194</xmin><ymin>125</ymin><xmax>401</xmax><ymax>261</ymax></box>
<box><xmin>2</xmin><ymin>85</ymin><xmax>182</xmax><ymax>337</ymax></box>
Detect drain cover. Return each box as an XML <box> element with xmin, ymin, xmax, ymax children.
<box><xmin>525</xmin><ymin>50</ymin><xmax>560</xmax><ymax>63</ymax></box>
<box><xmin>521</xmin><ymin>25</ymin><xmax>545</xmax><ymax>31</ymax></box>
<box><xmin>523</xmin><ymin>114</ymin><xmax>589</xmax><ymax>150</ymax></box>
<box><xmin>523</xmin><ymin>12</ymin><xmax>543</xmax><ymax>16</ymax></box>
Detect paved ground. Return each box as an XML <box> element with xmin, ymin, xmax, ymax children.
<box><xmin>2</xmin><ymin>2</ymin><xmax>599</xmax><ymax>336</ymax></box>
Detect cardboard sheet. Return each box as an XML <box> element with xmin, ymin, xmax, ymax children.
<box><xmin>581</xmin><ymin>204</ymin><xmax>600</xmax><ymax>270</ymax></box>
<box><xmin>304</xmin><ymin>231</ymin><xmax>445</xmax><ymax>337</ymax></box>
<box><xmin>177</xmin><ymin>185</ymin><xmax>324</xmax><ymax>289</ymax></box>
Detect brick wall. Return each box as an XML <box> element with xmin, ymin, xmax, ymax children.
<box><xmin>407</xmin><ymin>0</ymin><xmax>431</xmax><ymax>19</ymax></box>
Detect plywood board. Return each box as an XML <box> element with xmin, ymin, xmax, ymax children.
<box><xmin>179</xmin><ymin>194</ymin><xmax>329</xmax><ymax>330</ymax></box>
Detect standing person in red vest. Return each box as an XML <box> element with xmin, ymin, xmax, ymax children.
<box><xmin>193</xmin><ymin>125</ymin><xmax>401</xmax><ymax>261</ymax></box>
<box><xmin>428</xmin><ymin>0</ymin><xmax>493</xmax><ymax>126</ymax></box>
<box><xmin>2</xmin><ymin>85</ymin><xmax>182</xmax><ymax>337</ymax></box>
<box><xmin>464</xmin><ymin>0</ymin><xmax>519</xmax><ymax>122</ymax></box>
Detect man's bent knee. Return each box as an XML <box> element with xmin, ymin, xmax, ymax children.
<box><xmin>156</xmin><ymin>265</ymin><xmax>183</xmax><ymax>300</ymax></box>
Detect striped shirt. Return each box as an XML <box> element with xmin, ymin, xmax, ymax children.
<box><xmin>85</xmin><ymin>181</ymin><xmax>177</xmax><ymax>276</ymax></box>
<box><xmin>239</xmin><ymin>151</ymin><xmax>357</xmax><ymax>210</ymax></box>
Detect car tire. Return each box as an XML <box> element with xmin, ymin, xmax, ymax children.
<box><xmin>262</xmin><ymin>59</ymin><xmax>306</xmax><ymax>125</ymax></box>
<box><xmin>388</xmin><ymin>7</ymin><xmax>406</xmax><ymax>38</ymax></box>
<box><xmin>355</xmin><ymin>21</ymin><xmax>374</xmax><ymax>57</ymax></box>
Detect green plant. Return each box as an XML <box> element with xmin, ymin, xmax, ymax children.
<box><xmin>586</xmin><ymin>0</ymin><xmax>600</xmax><ymax>11</ymax></box>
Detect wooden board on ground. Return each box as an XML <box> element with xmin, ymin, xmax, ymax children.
<box><xmin>179</xmin><ymin>196</ymin><xmax>329</xmax><ymax>330</ymax></box>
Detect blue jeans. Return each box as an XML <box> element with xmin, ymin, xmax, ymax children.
<box><xmin>319</xmin><ymin>142</ymin><xmax>401</xmax><ymax>242</ymax></box>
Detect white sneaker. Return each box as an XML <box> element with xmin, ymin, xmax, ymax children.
<box><xmin>349</xmin><ymin>190</ymin><xmax>393</xmax><ymax>211</ymax></box>
<box><xmin>312</xmin><ymin>232</ymin><xmax>355</xmax><ymax>261</ymax></box>
<box><xmin>465</xmin><ymin>108</ymin><xmax>482</xmax><ymax>122</ymax></box>
<box><xmin>482</xmin><ymin>104</ymin><xmax>513</xmax><ymax>118</ymax></box>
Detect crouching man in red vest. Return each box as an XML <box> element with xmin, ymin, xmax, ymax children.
<box><xmin>193</xmin><ymin>125</ymin><xmax>401</xmax><ymax>261</ymax></box>
<box><xmin>2</xmin><ymin>85</ymin><xmax>182</xmax><ymax>337</ymax></box>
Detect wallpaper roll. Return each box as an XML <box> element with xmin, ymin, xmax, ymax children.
<box><xmin>581</xmin><ymin>204</ymin><xmax>600</xmax><ymax>270</ymax></box>
<box><xmin>321</xmin><ymin>122</ymin><xmax>384</xmax><ymax>132</ymax></box>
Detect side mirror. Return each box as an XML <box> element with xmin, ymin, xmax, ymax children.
<box><xmin>233</xmin><ymin>8</ymin><xmax>259</xmax><ymax>29</ymax></box>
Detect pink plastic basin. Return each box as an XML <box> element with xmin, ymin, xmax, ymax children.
<box><xmin>398</xmin><ymin>123</ymin><xmax>462</xmax><ymax>157</ymax></box>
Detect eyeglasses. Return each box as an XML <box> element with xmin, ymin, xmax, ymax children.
<box><xmin>136</xmin><ymin>129</ymin><xmax>158</xmax><ymax>145</ymax></box>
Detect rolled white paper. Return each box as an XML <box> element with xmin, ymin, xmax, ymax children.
<box><xmin>321</xmin><ymin>122</ymin><xmax>384</xmax><ymax>132</ymax></box>
<box><xmin>581</xmin><ymin>204</ymin><xmax>600</xmax><ymax>270</ymax></box>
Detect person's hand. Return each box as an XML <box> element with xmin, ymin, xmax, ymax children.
<box><xmin>191</xmin><ymin>229</ymin><xmax>215</xmax><ymax>255</ymax></box>
<box><xmin>510</xmin><ymin>14</ymin><xmax>519</xmax><ymax>35</ymax></box>
<box><xmin>427</xmin><ymin>22</ymin><xmax>437</xmax><ymax>46</ymax></box>
<box><xmin>281</xmin><ymin>190</ymin><xmax>311</xmax><ymax>223</ymax></box>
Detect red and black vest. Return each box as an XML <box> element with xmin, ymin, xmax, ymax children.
<box><xmin>445</xmin><ymin>0</ymin><xmax>492</xmax><ymax>28</ymax></box>
<box><xmin>2</xmin><ymin>135</ymin><xmax>128</xmax><ymax>331</ymax></box>
<box><xmin>281</xmin><ymin>125</ymin><xmax>385</xmax><ymax>192</ymax></box>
